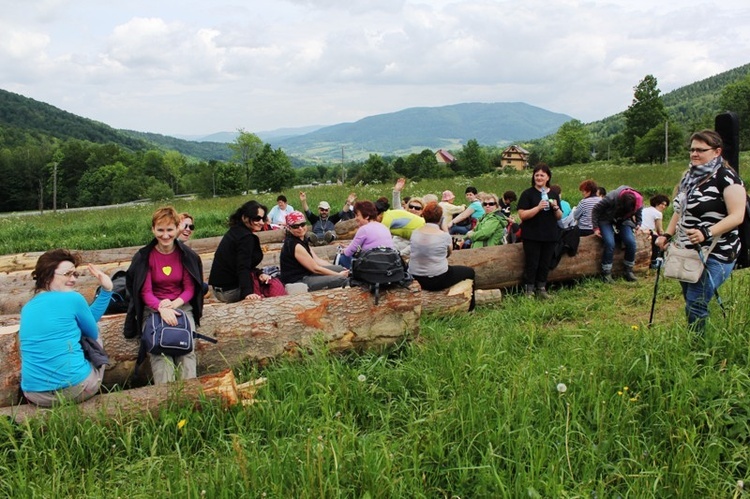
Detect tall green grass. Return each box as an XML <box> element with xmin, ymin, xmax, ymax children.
<box><xmin>2</xmin><ymin>272</ymin><xmax>748</xmax><ymax>496</ymax></box>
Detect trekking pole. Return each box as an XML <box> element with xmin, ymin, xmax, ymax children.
<box><xmin>648</xmin><ymin>252</ymin><xmax>663</xmax><ymax>327</ymax></box>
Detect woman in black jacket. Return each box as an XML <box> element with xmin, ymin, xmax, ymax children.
<box><xmin>124</xmin><ymin>206</ymin><xmax>204</xmax><ymax>384</ymax></box>
<box><xmin>208</xmin><ymin>200</ymin><xmax>285</xmax><ymax>302</ymax></box>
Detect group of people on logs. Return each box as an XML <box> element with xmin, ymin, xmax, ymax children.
<box><xmin>18</xmin><ymin>129</ymin><xmax>746</xmax><ymax>407</ymax></box>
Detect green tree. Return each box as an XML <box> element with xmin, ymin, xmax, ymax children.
<box><xmin>229</xmin><ymin>129</ymin><xmax>264</xmax><ymax>191</ymax></box>
<box><xmin>250</xmin><ymin>144</ymin><xmax>296</xmax><ymax>192</ymax></box>
<box><xmin>456</xmin><ymin>139</ymin><xmax>490</xmax><ymax>176</ymax></box>
<box><xmin>77</xmin><ymin>162</ymin><xmax>132</xmax><ymax>206</ymax></box>
<box><xmin>163</xmin><ymin>150</ymin><xmax>187</xmax><ymax>194</ymax></box>
<box><xmin>623</xmin><ymin>75</ymin><xmax>667</xmax><ymax>156</ymax></box>
<box><xmin>357</xmin><ymin>154</ymin><xmax>394</xmax><ymax>184</ymax></box>
<box><xmin>553</xmin><ymin>119</ymin><xmax>591</xmax><ymax>166</ymax></box>
<box><xmin>719</xmin><ymin>75</ymin><xmax>750</xmax><ymax>152</ymax></box>
<box><xmin>633</xmin><ymin>122</ymin><xmax>685</xmax><ymax>163</ymax></box>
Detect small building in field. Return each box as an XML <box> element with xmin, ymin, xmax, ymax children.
<box><xmin>435</xmin><ymin>149</ymin><xmax>456</xmax><ymax>166</ymax></box>
<box><xmin>500</xmin><ymin>145</ymin><xmax>530</xmax><ymax>171</ymax></box>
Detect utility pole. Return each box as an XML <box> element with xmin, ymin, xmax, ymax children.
<box><xmin>341</xmin><ymin>146</ymin><xmax>346</xmax><ymax>183</ymax></box>
<box><xmin>52</xmin><ymin>162</ymin><xmax>58</xmax><ymax>213</ymax></box>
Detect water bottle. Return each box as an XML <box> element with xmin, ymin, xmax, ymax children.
<box><xmin>541</xmin><ymin>187</ymin><xmax>550</xmax><ymax>211</ymax></box>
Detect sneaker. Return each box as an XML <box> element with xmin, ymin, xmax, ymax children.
<box><xmin>601</xmin><ymin>272</ymin><xmax>614</xmax><ymax>284</ymax></box>
<box><xmin>324</xmin><ymin>232</ymin><xmax>336</xmax><ymax>244</ymax></box>
<box><xmin>535</xmin><ymin>287</ymin><xmax>550</xmax><ymax>300</ymax></box>
<box><xmin>524</xmin><ymin>284</ymin><xmax>535</xmax><ymax>298</ymax></box>
<box><xmin>624</xmin><ymin>269</ymin><xmax>638</xmax><ymax>282</ymax></box>
<box><xmin>308</xmin><ymin>233</ymin><xmax>320</xmax><ymax>246</ymax></box>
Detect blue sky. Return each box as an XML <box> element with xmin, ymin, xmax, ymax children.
<box><xmin>1</xmin><ymin>0</ymin><xmax>748</xmax><ymax>137</ymax></box>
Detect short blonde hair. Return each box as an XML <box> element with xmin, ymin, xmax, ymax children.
<box><xmin>152</xmin><ymin>206</ymin><xmax>180</xmax><ymax>228</ymax></box>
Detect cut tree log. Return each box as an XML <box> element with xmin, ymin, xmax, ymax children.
<box><xmin>0</xmin><ymin>283</ymin><xmax>423</xmax><ymax>407</ymax></box>
<box><xmin>0</xmin><ymin>233</ymin><xmax>648</xmax><ymax>314</ymax></box>
<box><xmin>447</xmin><ymin>232</ymin><xmax>651</xmax><ymax>290</ymax></box>
<box><xmin>0</xmin><ymin>369</ymin><xmax>267</xmax><ymax>424</ymax></box>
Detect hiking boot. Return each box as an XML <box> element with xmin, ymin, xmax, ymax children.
<box><xmin>535</xmin><ymin>286</ymin><xmax>550</xmax><ymax>300</ymax></box>
<box><xmin>524</xmin><ymin>284</ymin><xmax>535</xmax><ymax>298</ymax></box>
<box><xmin>324</xmin><ymin>231</ymin><xmax>336</xmax><ymax>244</ymax></box>
<box><xmin>624</xmin><ymin>269</ymin><xmax>638</xmax><ymax>282</ymax></box>
<box><xmin>601</xmin><ymin>272</ymin><xmax>614</xmax><ymax>284</ymax></box>
<box><xmin>308</xmin><ymin>233</ymin><xmax>320</xmax><ymax>246</ymax></box>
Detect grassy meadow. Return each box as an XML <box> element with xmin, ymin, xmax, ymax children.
<box><xmin>2</xmin><ymin>157</ymin><xmax>750</xmax><ymax>497</ymax></box>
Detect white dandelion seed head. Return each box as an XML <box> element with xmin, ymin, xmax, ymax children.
<box><xmin>357</xmin><ymin>374</ymin><xmax>367</xmax><ymax>382</ymax></box>
<box><xmin>557</xmin><ymin>383</ymin><xmax>567</xmax><ymax>393</ymax></box>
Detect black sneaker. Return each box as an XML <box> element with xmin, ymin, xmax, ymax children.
<box><xmin>624</xmin><ymin>269</ymin><xmax>638</xmax><ymax>282</ymax></box>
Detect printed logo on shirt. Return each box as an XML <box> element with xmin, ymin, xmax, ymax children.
<box><xmin>162</xmin><ymin>266</ymin><xmax>172</xmax><ymax>276</ymax></box>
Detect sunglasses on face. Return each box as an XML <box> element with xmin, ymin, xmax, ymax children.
<box><xmin>319</xmin><ymin>208</ymin><xmax>329</xmax><ymax>212</ymax></box>
<box><xmin>250</xmin><ymin>216</ymin><xmax>265</xmax><ymax>223</ymax></box>
<box><xmin>56</xmin><ymin>269</ymin><xmax>81</xmax><ymax>278</ymax></box>
<box><xmin>289</xmin><ymin>223</ymin><xmax>306</xmax><ymax>229</ymax></box>
<box><xmin>483</xmin><ymin>202</ymin><xmax>497</xmax><ymax>207</ymax></box>
<box><xmin>183</xmin><ymin>224</ymin><xmax>195</xmax><ymax>230</ymax></box>
<box><xmin>408</xmin><ymin>205</ymin><xmax>423</xmax><ymax>210</ymax></box>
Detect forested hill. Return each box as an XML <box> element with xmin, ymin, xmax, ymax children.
<box><xmin>0</xmin><ymin>89</ymin><xmax>148</xmax><ymax>150</ymax></box>
<box><xmin>273</xmin><ymin>102</ymin><xmax>573</xmax><ymax>161</ymax></box>
<box><xmin>0</xmin><ymin>89</ymin><xmax>231</xmax><ymax>160</ymax></box>
<box><xmin>586</xmin><ymin>62</ymin><xmax>750</xmax><ymax>140</ymax></box>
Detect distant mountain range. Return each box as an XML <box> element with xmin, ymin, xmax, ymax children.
<box><xmin>1</xmin><ymin>61</ymin><xmax>749</xmax><ymax>162</ymax></box>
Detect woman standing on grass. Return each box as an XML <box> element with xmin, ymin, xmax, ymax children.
<box><xmin>19</xmin><ymin>249</ymin><xmax>113</xmax><ymax>406</ymax></box>
<box><xmin>517</xmin><ymin>164</ymin><xmax>562</xmax><ymax>298</ymax></box>
<box><xmin>124</xmin><ymin>206</ymin><xmax>204</xmax><ymax>384</ymax></box>
<box><xmin>656</xmin><ymin>130</ymin><xmax>746</xmax><ymax>334</ymax></box>
<box><xmin>209</xmin><ymin>201</ymin><xmax>285</xmax><ymax>302</ymax></box>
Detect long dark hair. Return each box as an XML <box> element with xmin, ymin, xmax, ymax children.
<box><xmin>228</xmin><ymin>200</ymin><xmax>268</xmax><ymax>227</ymax></box>
<box><xmin>32</xmin><ymin>248</ymin><xmax>81</xmax><ymax>293</ymax></box>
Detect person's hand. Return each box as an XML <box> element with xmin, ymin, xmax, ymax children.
<box><xmin>347</xmin><ymin>192</ymin><xmax>357</xmax><ymax>204</ymax></box>
<box><xmin>258</xmin><ymin>273</ymin><xmax>271</xmax><ymax>284</ymax></box>
<box><xmin>539</xmin><ymin>199</ymin><xmax>549</xmax><ymax>211</ymax></box>
<box><xmin>655</xmin><ymin>235</ymin><xmax>669</xmax><ymax>250</ymax></box>
<box><xmin>88</xmin><ymin>264</ymin><xmax>113</xmax><ymax>291</ymax></box>
<box><xmin>394</xmin><ymin>178</ymin><xmax>405</xmax><ymax>192</ymax></box>
<box><xmin>299</xmin><ymin>191</ymin><xmax>307</xmax><ymax>202</ymax></box>
<box><xmin>339</xmin><ymin>269</ymin><xmax>349</xmax><ymax>277</ymax></box>
<box><xmin>158</xmin><ymin>298</ymin><xmax>174</xmax><ymax>309</ymax></box>
<box><xmin>466</xmin><ymin>230</ymin><xmax>474</xmax><ymax>239</ymax></box>
<box><xmin>159</xmin><ymin>307</ymin><xmax>180</xmax><ymax>326</ymax></box>
<box><xmin>593</xmin><ymin>228</ymin><xmax>601</xmax><ymax>238</ymax></box>
<box><xmin>686</xmin><ymin>228</ymin><xmax>705</xmax><ymax>245</ymax></box>
<box><xmin>244</xmin><ymin>293</ymin><xmax>262</xmax><ymax>301</ymax></box>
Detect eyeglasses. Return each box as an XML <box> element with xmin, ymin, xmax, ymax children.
<box><xmin>319</xmin><ymin>208</ymin><xmax>329</xmax><ymax>212</ymax></box>
<box><xmin>289</xmin><ymin>223</ymin><xmax>306</xmax><ymax>229</ymax></box>
<box><xmin>183</xmin><ymin>224</ymin><xmax>195</xmax><ymax>230</ymax></box>
<box><xmin>250</xmin><ymin>216</ymin><xmax>265</xmax><ymax>223</ymax></box>
<box><xmin>55</xmin><ymin>269</ymin><xmax>81</xmax><ymax>278</ymax></box>
<box><xmin>483</xmin><ymin>202</ymin><xmax>497</xmax><ymax>207</ymax></box>
<box><xmin>408</xmin><ymin>205</ymin><xmax>423</xmax><ymax>210</ymax></box>
<box><xmin>689</xmin><ymin>147</ymin><xmax>715</xmax><ymax>153</ymax></box>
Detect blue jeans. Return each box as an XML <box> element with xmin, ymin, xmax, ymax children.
<box><xmin>680</xmin><ymin>256</ymin><xmax>734</xmax><ymax>333</ymax></box>
<box><xmin>599</xmin><ymin>221</ymin><xmax>636</xmax><ymax>269</ymax></box>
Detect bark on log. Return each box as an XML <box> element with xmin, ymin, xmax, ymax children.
<box><xmin>0</xmin><ymin>284</ymin><xmax>422</xmax><ymax>407</ymax></box>
<box><xmin>0</xmin><ymin>369</ymin><xmax>267</xmax><ymax>424</ymax></box>
<box><xmin>447</xmin><ymin>232</ymin><xmax>651</xmax><ymax>290</ymax></box>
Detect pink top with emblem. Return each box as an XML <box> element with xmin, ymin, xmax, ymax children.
<box><xmin>141</xmin><ymin>250</ymin><xmax>195</xmax><ymax>310</ymax></box>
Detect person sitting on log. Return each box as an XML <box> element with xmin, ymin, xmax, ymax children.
<box><xmin>124</xmin><ymin>206</ymin><xmax>204</xmax><ymax>384</ymax></box>
<box><xmin>19</xmin><ymin>249</ymin><xmax>113</xmax><ymax>407</ymax></box>
<box><xmin>374</xmin><ymin>197</ymin><xmax>426</xmax><ymax>256</ymax></box>
<box><xmin>573</xmin><ymin>179</ymin><xmax>602</xmax><ymax>237</ymax></box>
<box><xmin>209</xmin><ymin>200</ymin><xmax>286</xmax><ymax>303</ymax></box>
<box><xmin>177</xmin><ymin>212</ymin><xmax>195</xmax><ymax>242</ymax></box>
<box><xmin>465</xmin><ymin>192</ymin><xmax>509</xmax><ymax>249</ymax></box>
<box><xmin>299</xmin><ymin>191</ymin><xmax>356</xmax><ymax>246</ymax></box>
<box><xmin>336</xmin><ymin>200</ymin><xmax>395</xmax><ymax>269</ymax></box>
<box><xmin>447</xmin><ymin>186</ymin><xmax>485</xmax><ymax>235</ymax></box>
<box><xmin>279</xmin><ymin>211</ymin><xmax>349</xmax><ymax>292</ymax></box>
<box><xmin>410</xmin><ymin>202</ymin><xmax>476</xmax><ymax>311</ymax></box>
<box><xmin>267</xmin><ymin>195</ymin><xmax>295</xmax><ymax>228</ymax></box>
<box><xmin>592</xmin><ymin>185</ymin><xmax>643</xmax><ymax>283</ymax></box>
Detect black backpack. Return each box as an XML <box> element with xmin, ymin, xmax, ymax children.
<box><xmin>95</xmin><ymin>270</ymin><xmax>130</xmax><ymax>315</ymax></box>
<box><xmin>351</xmin><ymin>247</ymin><xmax>412</xmax><ymax>304</ymax></box>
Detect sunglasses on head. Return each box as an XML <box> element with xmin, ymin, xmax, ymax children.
<box><xmin>483</xmin><ymin>202</ymin><xmax>497</xmax><ymax>206</ymax></box>
<box><xmin>289</xmin><ymin>223</ymin><xmax>306</xmax><ymax>229</ymax></box>
<box><xmin>183</xmin><ymin>224</ymin><xmax>195</xmax><ymax>230</ymax></box>
<box><xmin>408</xmin><ymin>204</ymin><xmax>423</xmax><ymax>210</ymax></box>
<box><xmin>56</xmin><ymin>269</ymin><xmax>81</xmax><ymax>278</ymax></box>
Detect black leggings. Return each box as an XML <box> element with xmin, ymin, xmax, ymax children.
<box><xmin>522</xmin><ymin>239</ymin><xmax>556</xmax><ymax>286</ymax></box>
<box><xmin>414</xmin><ymin>265</ymin><xmax>476</xmax><ymax>311</ymax></box>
